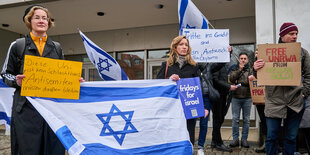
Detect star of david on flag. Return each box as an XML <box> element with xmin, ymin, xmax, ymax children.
<box><xmin>97</xmin><ymin>104</ymin><xmax>138</xmax><ymax>145</ymax></box>
<box><xmin>79</xmin><ymin>30</ymin><xmax>129</xmax><ymax>81</ymax></box>
<box><xmin>178</xmin><ymin>0</ymin><xmax>209</xmax><ymax>35</ymax></box>
<box><xmin>97</xmin><ymin>58</ymin><xmax>113</xmax><ymax>72</ymax></box>
<box><xmin>26</xmin><ymin>80</ymin><xmax>193</xmax><ymax>155</ymax></box>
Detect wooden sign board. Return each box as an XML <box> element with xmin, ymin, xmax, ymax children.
<box><xmin>257</xmin><ymin>43</ymin><xmax>301</xmax><ymax>86</ymax></box>
<box><xmin>249</xmin><ymin>77</ymin><xmax>265</xmax><ymax>104</ymax></box>
<box><xmin>21</xmin><ymin>55</ymin><xmax>82</xmax><ymax>99</ymax></box>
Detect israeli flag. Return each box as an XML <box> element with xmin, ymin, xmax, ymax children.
<box><xmin>0</xmin><ymin>78</ymin><xmax>14</xmax><ymax>135</ymax></box>
<box><xmin>26</xmin><ymin>80</ymin><xmax>192</xmax><ymax>155</ymax></box>
<box><xmin>178</xmin><ymin>0</ymin><xmax>209</xmax><ymax>35</ymax></box>
<box><xmin>79</xmin><ymin>30</ymin><xmax>129</xmax><ymax>81</ymax></box>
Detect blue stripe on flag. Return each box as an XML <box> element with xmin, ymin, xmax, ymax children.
<box><xmin>0</xmin><ymin>112</ymin><xmax>11</xmax><ymax>125</ymax></box>
<box><xmin>202</xmin><ymin>18</ymin><xmax>208</xmax><ymax>29</ymax></box>
<box><xmin>80</xmin><ymin>141</ymin><xmax>192</xmax><ymax>155</ymax></box>
<box><xmin>0</xmin><ymin>79</ymin><xmax>8</xmax><ymax>88</ymax></box>
<box><xmin>121</xmin><ymin>70</ymin><xmax>128</xmax><ymax>80</ymax></box>
<box><xmin>56</xmin><ymin>126</ymin><xmax>78</xmax><ymax>150</ymax></box>
<box><xmin>35</xmin><ymin>84</ymin><xmax>178</xmax><ymax>103</ymax></box>
<box><xmin>179</xmin><ymin>0</ymin><xmax>188</xmax><ymax>34</ymax></box>
<box><xmin>80</xmin><ymin>35</ymin><xmax>117</xmax><ymax>64</ymax></box>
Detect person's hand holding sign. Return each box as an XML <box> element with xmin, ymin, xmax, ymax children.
<box><xmin>254</xmin><ymin>59</ymin><xmax>265</xmax><ymax>71</ymax></box>
<box><xmin>169</xmin><ymin>74</ymin><xmax>180</xmax><ymax>81</ymax></box>
<box><xmin>16</xmin><ymin>74</ymin><xmax>26</xmax><ymax>86</ymax></box>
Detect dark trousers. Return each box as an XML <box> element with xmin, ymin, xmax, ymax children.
<box><xmin>266</xmin><ymin>108</ymin><xmax>304</xmax><ymax>155</ymax></box>
<box><xmin>256</xmin><ymin>104</ymin><xmax>267</xmax><ymax>136</ymax></box>
<box><xmin>302</xmin><ymin>128</ymin><xmax>310</xmax><ymax>154</ymax></box>
<box><xmin>211</xmin><ymin>94</ymin><xmax>227</xmax><ymax>145</ymax></box>
<box><xmin>187</xmin><ymin>118</ymin><xmax>197</xmax><ymax>146</ymax></box>
<box><xmin>11</xmin><ymin>101</ymin><xmax>65</xmax><ymax>155</ymax></box>
<box><xmin>198</xmin><ymin>96</ymin><xmax>211</xmax><ymax>148</ymax></box>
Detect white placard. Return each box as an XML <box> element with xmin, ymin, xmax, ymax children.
<box><xmin>183</xmin><ymin>29</ymin><xmax>230</xmax><ymax>62</ymax></box>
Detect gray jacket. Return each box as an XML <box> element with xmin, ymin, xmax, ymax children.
<box><xmin>264</xmin><ymin>48</ymin><xmax>310</xmax><ymax>118</ymax></box>
<box><xmin>300</xmin><ymin>96</ymin><xmax>310</xmax><ymax>128</ymax></box>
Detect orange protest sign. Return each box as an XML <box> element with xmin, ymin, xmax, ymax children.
<box><xmin>21</xmin><ymin>55</ymin><xmax>82</xmax><ymax>99</ymax></box>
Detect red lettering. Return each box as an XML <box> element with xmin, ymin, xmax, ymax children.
<box><xmin>252</xmin><ymin>89</ymin><xmax>264</xmax><ymax>96</ymax></box>
<box><xmin>266</xmin><ymin>48</ymin><xmax>272</xmax><ymax>55</ymax></box>
<box><xmin>278</xmin><ymin>47</ymin><xmax>286</xmax><ymax>55</ymax></box>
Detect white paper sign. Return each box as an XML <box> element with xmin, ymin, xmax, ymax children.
<box><xmin>183</xmin><ymin>29</ymin><xmax>230</xmax><ymax>62</ymax></box>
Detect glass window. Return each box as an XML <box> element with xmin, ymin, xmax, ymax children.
<box><xmin>230</xmin><ymin>44</ymin><xmax>255</xmax><ymax>68</ymax></box>
<box><xmin>148</xmin><ymin>49</ymin><xmax>169</xmax><ymax>59</ymax></box>
<box><xmin>89</xmin><ymin>68</ymin><xmax>104</xmax><ymax>81</ymax></box>
<box><xmin>117</xmin><ymin>51</ymin><xmax>144</xmax><ymax>80</ymax></box>
<box><xmin>81</xmin><ymin>69</ymin><xmax>85</xmax><ymax>79</ymax></box>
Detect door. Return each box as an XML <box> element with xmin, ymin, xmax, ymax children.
<box><xmin>148</xmin><ymin>60</ymin><xmax>164</xmax><ymax>79</ymax></box>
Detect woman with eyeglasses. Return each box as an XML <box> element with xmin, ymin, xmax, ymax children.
<box><xmin>1</xmin><ymin>5</ymin><xmax>66</xmax><ymax>155</ymax></box>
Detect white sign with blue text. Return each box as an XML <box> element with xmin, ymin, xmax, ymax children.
<box><xmin>177</xmin><ymin>77</ymin><xmax>205</xmax><ymax>119</ymax></box>
<box><xmin>183</xmin><ymin>29</ymin><xmax>230</xmax><ymax>62</ymax></box>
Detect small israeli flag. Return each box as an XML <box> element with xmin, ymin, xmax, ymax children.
<box><xmin>27</xmin><ymin>79</ymin><xmax>192</xmax><ymax>155</ymax></box>
<box><xmin>0</xmin><ymin>78</ymin><xmax>14</xmax><ymax>135</ymax></box>
<box><xmin>178</xmin><ymin>0</ymin><xmax>209</xmax><ymax>35</ymax></box>
<box><xmin>79</xmin><ymin>30</ymin><xmax>129</xmax><ymax>81</ymax></box>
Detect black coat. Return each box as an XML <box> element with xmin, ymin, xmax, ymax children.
<box><xmin>212</xmin><ymin>64</ymin><xmax>231</xmax><ymax>95</ymax></box>
<box><xmin>156</xmin><ymin>61</ymin><xmax>199</xmax><ymax>79</ymax></box>
<box><xmin>1</xmin><ymin>34</ymin><xmax>64</xmax><ymax>112</ymax></box>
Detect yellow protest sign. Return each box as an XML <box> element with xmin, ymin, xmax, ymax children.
<box><xmin>21</xmin><ymin>55</ymin><xmax>82</xmax><ymax>99</ymax></box>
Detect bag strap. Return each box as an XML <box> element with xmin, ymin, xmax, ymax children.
<box><xmin>52</xmin><ymin>41</ymin><xmax>63</xmax><ymax>59</ymax></box>
<box><xmin>16</xmin><ymin>38</ymin><xmax>26</xmax><ymax>60</ymax></box>
<box><xmin>164</xmin><ymin>60</ymin><xmax>169</xmax><ymax>79</ymax></box>
<box><xmin>16</xmin><ymin>37</ymin><xmax>63</xmax><ymax>59</ymax></box>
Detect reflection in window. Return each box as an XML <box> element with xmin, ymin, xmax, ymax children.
<box><xmin>148</xmin><ymin>49</ymin><xmax>169</xmax><ymax>59</ymax></box>
<box><xmin>89</xmin><ymin>69</ymin><xmax>104</xmax><ymax>81</ymax></box>
<box><xmin>152</xmin><ymin>66</ymin><xmax>162</xmax><ymax>79</ymax></box>
<box><xmin>117</xmin><ymin>51</ymin><xmax>144</xmax><ymax>80</ymax></box>
<box><xmin>230</xmin><ymin>44</ymin><xmax>255</xmax><ymax>67</ymax></box>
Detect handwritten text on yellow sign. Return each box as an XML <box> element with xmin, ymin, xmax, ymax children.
<box><xmin>21</xmin><ymin>55</ymin><xmax>82</xmax><ymax>99</ymax></box>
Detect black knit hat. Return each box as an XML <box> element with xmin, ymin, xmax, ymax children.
<box><xmin>22</xmin><ymin>5</ymin><xmax>44</xmax><ymax>22</ymax></box>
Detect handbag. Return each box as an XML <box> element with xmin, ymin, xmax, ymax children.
<box><xmin>200</xmin><ymin>64</ymin><xmax>220</xmax><ymax>103</ymax></box>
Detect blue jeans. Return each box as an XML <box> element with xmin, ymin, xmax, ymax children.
<box><xmin>231</xmin><ymin>98</ymin><xmax>252</xmax><ymax>141</ymax></box>
<box><xmin>198</xmin><ymin>95</ymin><xmax>211</xmax><ymax>148</ymax></box>
<box><xmin>266</xmin><ymin>107</ymin><xmax>305</xmax><ymax>155</ymax></box>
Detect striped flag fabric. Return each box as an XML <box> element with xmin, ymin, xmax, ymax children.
<box><xmin>26</xmin><ymin>79</ymin><xmax>193</xmax><ymax>155</ymax></box>
<box><xmin>79</xmin><ymin>30</ymin><xmax>128</xmax><ymax>81</ymax></box>
<box><xmin>178</xmin><ymin>0</ymin><xmax>209</xmax><ymax>35</ymax></box>
<box><xmin>0</xmin><ymin>78</ymin><xmax>14</xmax><ymax>135</ymax></box>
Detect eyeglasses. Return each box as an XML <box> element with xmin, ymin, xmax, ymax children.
<box><xmin>32</xmin><ymin>16</ymin><xmax>49</xmax><ymax>22</ymax></box>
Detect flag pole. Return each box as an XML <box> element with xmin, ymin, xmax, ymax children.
<box><xmin>208</xmin><ymin>22</ymin><xmax>215</xmax><ymax>29</ymax></box>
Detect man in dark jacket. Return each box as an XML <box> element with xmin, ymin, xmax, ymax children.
<box><xmin>210</xmin><ymin>64</ymin><xmax>237</xmax><ymax>152</ymax></box>
<box><xmin>254</xmin><ymin>22</ymin><xmax>310</xmax><ymax>155</ymax></box>
<box><xmin>229</xmin><ymin>52</ymin><xmax>253</xmax><ymax>148</ymax></box>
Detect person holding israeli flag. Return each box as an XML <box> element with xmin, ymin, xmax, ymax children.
<box><xmin>157</xmin><ymin>35</ymin><xmax>209</xmax><ymax>147</ymax></box>
<box><xmin>1</xmin><ymin>5</ymin><xmax>84</xmax><ymax>155</ymax></box>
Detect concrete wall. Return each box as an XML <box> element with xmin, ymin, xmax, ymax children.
<box><xmin>51</xmin><ymin>16</ymin><xmax>255</xmax><ymax>55</ymax></box>
<box><xmin>256</xmin><ymin>0</ymin><xmax>310</xmax><ymax>51</ymax></box>
<box><xmin>0</xmin><ymin>28</ymin><xmax>20</xmax><ymax>71</ymax></box>
<box><xmin>0</xmin><ymin>16</ymin><xmax>255</xmax><ymax>70</ymax></box>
